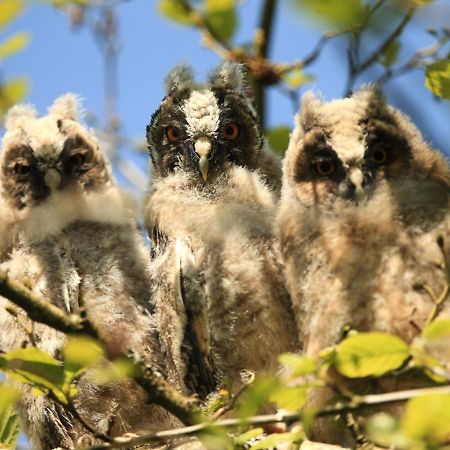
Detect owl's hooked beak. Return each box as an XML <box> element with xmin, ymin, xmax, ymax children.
<box><xmin>194</xmin><ymin>137</ymin><xmax>212</xmax><ymax>181</ymax></box>
<box><xmin>348</xmin><ymin>168</ymin><xmax>365</xmax><ymax>201</ymax></box>
<box><xmin>44</xmin><ymin>168</ymin><xmax>62</xmax><ymax>191</ymax></box>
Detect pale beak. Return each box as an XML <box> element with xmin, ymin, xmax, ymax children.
<box><xmin>44</xmin><ymin>168</ymin><xmax>62</xmax><ymax>191</ymax></box>
<box><xmin>194</xmin><ymin>137</ymin><xmax>212</xmax><ymax>181</ymax></box>
<box><xmin>348</xmin><ymin>168</ymin><xmax>365</xmax><ymax>200</ymax></box>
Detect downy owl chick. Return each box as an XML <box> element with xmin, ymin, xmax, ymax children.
<box><xmin>0</xmin><ymin>95</ymin><xmax>177</xmax><ymax>449</ymax></box>
<box><xmin>145</xmin><ymin>62</ymin><xmax>298</xmax><ymax>398</ymax></box>
<box><xmin>277</xmin><ymin>86</ymin><xmax>450</xmax><ymax>445</ymax></box>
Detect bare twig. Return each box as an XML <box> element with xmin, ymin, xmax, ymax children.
<box><xmin>80</xmin><ymin>385</ymin><xmax>450</xmax><ymax>450</ymax></box>
<box><xmin>0</xmin><ymin>270</ymin><xmax>202</xmax><ymax>426</ymax></box>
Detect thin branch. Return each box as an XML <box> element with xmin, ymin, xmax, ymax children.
<box><xmin>0</xmin><ymin>270</ymin><xmax>202</xmax><ymax>426</ymax></box>
<box><xmin>80</xmin><ymin>385</ymin><xmax>450</xmax><ymax>450</ymax></box>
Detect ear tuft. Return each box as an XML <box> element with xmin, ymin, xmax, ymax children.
<box><xmin>209</xmin><ymin>61</ymin><xmax>247</xmax><ymax>94</ymax></box>
<box><xmin>299</xmin><ymin>90</ymin><xmax>323</xmax><ymax>130</ymax></box>
<box><xmin>3</xmin><ymin>104</ymin><xmax>38</xmax><ymax>130</ymax></box>
<box><xmin>48</xmin><ymin>93</ymin><xmax>84</xmax><ymax>121</ymax></box>
<box><xmin>165</xmin><ymin>64</ymin><xmax>194</xmax><ymax>93</ymax></box>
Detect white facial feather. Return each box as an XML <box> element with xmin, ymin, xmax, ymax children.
<box><xmin>3</xmin><ymin>104</ymin><xmax>37</xmax><ymax>131</ymax></box>
<box><xmin>47</xmin><ymin>93</ymin><xmax>84</xmax><ymax>121</ymax></box>
<box><xmin>182</xmin><ymin>90</ymin><xmax>220</xmax><ymax>137</ymax></box>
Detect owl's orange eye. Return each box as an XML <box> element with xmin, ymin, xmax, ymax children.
<box><xmin>314</xmin><ymin>160</ymin><xmax>335</xmax><ymax>176</ymax></box>
<box><xmin>166</xmin><ymin>126</ymin><xmax>180</xmax><ymax>143</ymax></box>
<box><xmin>14</xmin><ymin>162</ymin><xmax>30</xmax><ymax>176</ymax></box>
<box><xmin>369</xmin><ymin>146</ymin><xmax>388</xmax><ymax>164</ymax></box>
<box><xmin>223</xmin><ymin>122</ymin><xmax>240</xmax><ymax>140</ymax></box>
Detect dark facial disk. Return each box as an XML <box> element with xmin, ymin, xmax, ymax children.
<box><xmin>294</xmin><ymin>116</ymin><xmax>412</xmax><ymax>203</ymax></box>
<box><xmin>1</xmin><ymin>133</ymin><xmax>108</xmax><ymax>210</ymax></box>
<box><xmin>146</xmin><ymin>87</ymin><xmax>263</xmax><ymax>181</ymax></box>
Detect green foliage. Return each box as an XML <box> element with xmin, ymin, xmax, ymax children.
<box><xmin>63</xmin><ymin>335</ymin><xmax>104</xmax><ymax>375</ymax></box>
<box><xmin>334</xmin><ymin>332</ymin><xmax>410</xmax><ymax>378</ymax></box>
<box><xmin>266</xmin><ymin>126</ymin><xmax>291</xmax><ymax>155</ymax></box>
<box><xmin>402</xmin><ymin>394</ymin><xmax>450</xmax><ymax>445</ymax></box>
<box><xmin>233</xmin><ymin>428</ymin><xmax>264</xmax><ymax>446</ymax></box>
<box><xmin>367</xmin><ymin>413</ymin><xmax>415</xmax><ymax>449</ymax></box>
<box><xmin>0</xmin><ymin>32</ymin><xmax>29</xmax><ymax>61</ymax></box>
<box><xmin>0</xmin><ymin>383</ymin><xmax>20</xmax><ymax>449</ymax></box>
<box><xmin>0</xmin><ymin>0</ymin><xmax>23</xmax><ymax>30</ymax></box>
<box><xmin>293</xmin><ymin>0</ymin><xmax>368</xmax><ymax>30</ymax></box>
<box><xmin>379</xmin><ymin>40</ymin><xmax>401</xmax><ymax>67</ymax></box>
<box><xmin>249</xmin><ymin>430</ymin><xmax>304</xmax><ymax>449</ymax></box>
<box><xmin>282</xmin><ymin>69</ymin><xmax>315</xmax><ymax>90</ymax></box>
<box><xmin>278</xmin><ymin>353</ymin><xmax>317</xmax><ymax>378</ymax></box>
<box><xmin>158</xmin><ymin>0</ymin><xmax>194</xmax><ymax>25</ymax></box>
<box><xmin>425</xmin><ymin>60</ymin><xmax>450</xmax><ymax>99</ymax></box>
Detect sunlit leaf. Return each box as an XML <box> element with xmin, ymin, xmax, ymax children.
<box><xmin>204</xmin><ymin>7</ymin><xmax>237</xmax><ymax>42</ymax></box>
<box><xmin>92</xmin><ymin>358</ymin><xmax>136</xmax><ymax>385</ymax></box>
<box><xmin>0</xmin><ymin>0</ymin><xmax>23</xmax><ymax>30</ymax></box>
<box><xmin>199</xmin><ymin>427</ymin><xmax>232</xmax><ymax>450</ymax></box>
<box><xmin>0</xmin><ymin>77</ymin><xmax>28</xmax><ymax>118</ymax></box>
<box><xmin>294</xmin><ymin>0</ymin><xmax>367</xmax><ymax>29</ymax></box>
<box><xmin>1</xmin><ymin>348</ymin><xmax>64</xmax><ymax>389</ymax></box>
<box><xmin>266</xmin><ymin>126</ymin><xmax>291</xmax><ymax>155</ymax></box>
<box><xmin>334</xmin><ymin>332</ymin><xmax>409</xmax><ymax>378</ymax></box>
<box><xmin>238</xmin><ymin>376</ymin><xmax>280</xmax><ymax>418</ymax></box>
<box><xmin>63</xmin><ymin>335</ymin><xmax>104</xmax><ymax>375</ymax></box>
<box><xmin>367</xmin><ymin>412</ymin><xmax>414</xmax><ymax>449</ymax></box>
<box><xmin>158</xmin><ymin>0</ymin><xmax>193</xmax><ymax>25</ymax></box>
<box><xmin>422</xmin><ymin>319</ymin><xmax>450</xmax><ymax>341</ymax></box>
<box><xmin>0</xmin><ymin>32</ymin><xmax>30</xmax><ymax>61</ymax></box>
<box><xmin>249</xmin><ymin>430</ymin><xmax>304</xmax><ymax>449</ymax></box>
<box><xmin>402</xmin><ymin>394</ymin><xmax>450</xmax><ymax>445</ymax></box>
<box><xmin>234</xmin><ymin>428</ymin><xmax>264</xmax><ymax>445</ymax></box>
<box><xmin>379</xmin><ymin>40</ymin><xmax>401</xmax><ymax>67</ymax></box>
<box><xmin>0</xmin><ymin>383</ymin><xmax>20</xmax><ymax>449</ymax></box>
<box><xmin>269</xmin><ymin>385</ymin><xmax>307</xmax><ymax>411</ymax></box>
<box><xmin>278</xmin><ymin>353</ymin><xmax>317</xmax><ymax>377</ymax></box>
<box><xmin>206</xmin><ymin>0</ymin><xmax>234</xmax><ymax>12</ymax></box>
<box><xmin>282</xmin><ymin>69</ymin><xmax>315</xmax><ymax>90</ymax></box>
<box><xmin>425</xmin><ymin>60</ymin><xmax>450</xmax><ymax>99</ymax></box>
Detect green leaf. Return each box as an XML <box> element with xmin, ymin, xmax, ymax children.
<box><xmin>0</xmin><ymin>77</ymin><xmax>28</xmax><ymax>118</ymax></box>
<box><xmin>2</xmin><ymin>348</ymin><xmax>64</xmax><ymax>391</ymax></box>
<box><xmin>63</xmin><ymin>335</ymin><xmax>104</xmax><ymax>375</ymax></box>
<box><xmin>278</xmin><ymin>353</ymin><xmax>317</xmax><ymax>377</ymax></box>
<box><xmin>367</xmin><ymin>412</ymin><xmax>414</xmax><ymax>449</ymax></box>
<box><xmin>269</xmin><ymin>385</ymin><xmax>307</xmax><ymax>411</ymax></box>
<box><xmin>204</xmin><ymin>7</ymin><xmax>237</xmax><ymax>42</ymax></box>
<box><xmin>206</xmin><ymin>0</ymin><xmax>234</xmax><ymax>12</ymax></box>
<box><xmin>379</xmin><ymin>41</ymin><xmax>401</xmax><ymax>67</ymax></box>
<box><xmin>0</xmin><ymin>384</ymin><xmax>20</xmax><ymax>449</ymax></box>
<box><xmin>335</xmin><ymin>332</ymin><xmax>409</xmax><ymax>378</ymax></box>
<box><xmin>0</xmin><ymin>0</ymin><xmax>23</xmax><ymax>30</ymax></box>
<box><xmin>266</xmin><ymin>126</ymin><xmax>291</xmax><ymax>155</ymax></box>
<box><xmin>422</xmin><ymin>318</ymin><xmax>450</xmax><ymax>340</ymax></box>
<box><xmin>234</xmin><ymin>428</ymin><xmax>264</xmax><ymax>445</ymax></box>
<box><xmin>91</xmin><ymin>358</ymin><xmax>136</xmax><ymax>385</ymax></box>
<box><xmin>401</xmin><ymin>394</ymin><xmax>450</xmax><ymax>445</ymax></box>
<box><xmin>238</xmin><ymin>376</ymin><xmax>280</xmax><ymax>418</ymax></box>
<box><xmin>158</xmin><ymin>0</ymin><xmax>193</xmax><ymax>25</ymax></box>
<box><xmin>425</xmin><ymin>60</ymin><xmax>450</xmax><ymax>99</ymax></box>
<box><xmin>249</xmin><ymin>430</ymin><xmax>304</xmax><ymax>449</ymax></box>
<box><xmin>295</xmin><ymin>0</ymin><xmax>367</xmax><ymax>29</ymax></box>
<box><xmin>282</xmin><ymin>69</ymin><xmax>315</xmax><ymax>90</ymax></box>
<box><xmin>0</xmin><ymin>32</ymin><xmax>30</xmax><ymax>61</ymax></box>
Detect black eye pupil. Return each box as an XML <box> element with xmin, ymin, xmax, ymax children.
<box><xmin>68</xmin><ymin>154</ymin><xmax>85</xmax><ymax>165</ymax></box>
<box><xmin>319</xmin><ymin>161</ymin><xmax>331</xmax><ymax>173</ymax></box>
<box><xmin>373</xmin><ymin>149</ymin><xmax>386</xmax><ymax>162</ymax></box>
<box><xmin>226</xmin><ymin>126</ymin><xmax>233</xmax><ymax>135</ymax></box>
<box><xmin>14</xmin><ymin>163</ymin><xmax>30</xmax><ymax>175</ymax></box>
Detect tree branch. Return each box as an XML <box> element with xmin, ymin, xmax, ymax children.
<box><xmin>0</xmin><ymin>270</ymin><xmax>202</xmax><ymax>426</ymax></box>
<box><xmin>80</xmin><ymin>385</ymin><xmax>450</xmax><ymax>450</ymax></box>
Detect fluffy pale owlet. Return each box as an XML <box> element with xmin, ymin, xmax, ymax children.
<box><xmin>145</xmin><ymin>62</ymin><xmax>298</xmax><ymax>398</ymax></box>
<box><xmin>277</xmin><ymin>86</ymin><xmax>450</xmax><ymax>446</ymax></box>
<box><xmin>0</xmin><ymin>95</ymin><xmax>177</xmax><ymax>449</ymax></box>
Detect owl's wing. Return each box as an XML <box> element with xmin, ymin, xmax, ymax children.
<box><xmin>175</xmin><ymin>238</ymin><xmax>218</xmax><ymax>398</ymax></box>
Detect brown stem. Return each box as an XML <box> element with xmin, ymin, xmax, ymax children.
<box><xmin>80</xmin><ymin>385</ymin><xmax>450</xmax><ymax>450</ymax></box>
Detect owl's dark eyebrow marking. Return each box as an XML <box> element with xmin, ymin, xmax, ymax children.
<box><xmin>62</xmin><ymin>135</ymin><xmax>92</xmax><ymax>152</ymax></box>
<box><xmin>57</xmin><ymin>119</ymin><xmax>63</xmax><ymax>131</ymax></box>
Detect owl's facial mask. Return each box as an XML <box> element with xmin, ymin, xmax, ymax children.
<box><xmin>147</xmin><ymin>64</ymin><xmax>263</xmax><ymax>183</ymax></box>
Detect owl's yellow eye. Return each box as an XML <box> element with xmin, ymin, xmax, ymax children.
<box><xmin>314</xmin><ymin>160</ymin><xmax>335</xmax><ymax>176</ymax></box>
<box><xmin>370</xmin><ymin>146</ymin><xmax>388</xmax><ymax>164</ymax></box>
<box><xmin>166</xmin><ymin>126</ymin><xmax>180</xmax><ymax>143</ymax></box>
<box><xmin>223</xmin><ymin>122</ymin><xmax>240</xmax><ymax>140</ymax></box>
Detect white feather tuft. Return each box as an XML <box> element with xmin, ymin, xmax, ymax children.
<box><xmin>165</xmin><ymin>64</ymin><xmax>194</xmax><ymax>93</ymax></box>
<box><xmin>3</xmin><ymin>104</ymin><xmax>38</xmax><ymax>130</ymax></box>
<box><xmin>209</xmin><ymin>61</ymin><xmax>247</xmax><ymax>94</ymax></box>
<box><xmin>47</xmin><ymin>93</ymin><xmax>84</xmax><ymax>121</ymax></box>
